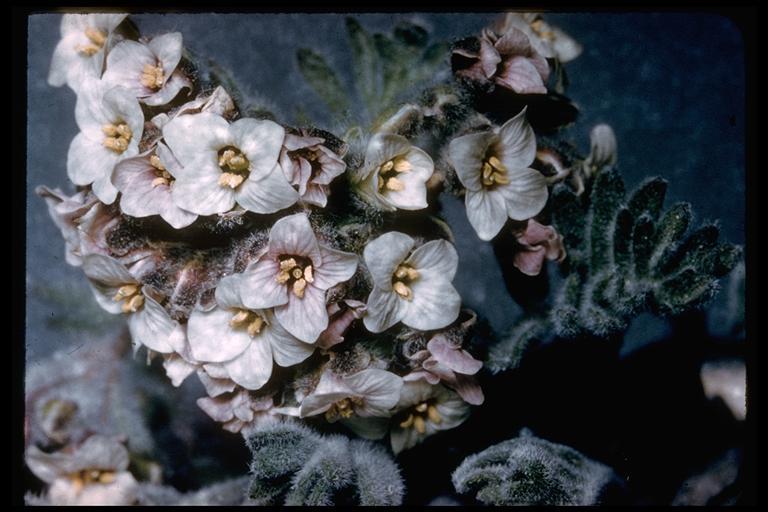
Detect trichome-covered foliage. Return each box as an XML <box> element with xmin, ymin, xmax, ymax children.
<box><xmin>452</xmin><ymin>430</ymin><xmax>620</xmax><ymax>506</ymax></box>
<box><xmin>245</xmin><ymin>420</ymin><xmax>404</xmax><ymax>506</ymax></box>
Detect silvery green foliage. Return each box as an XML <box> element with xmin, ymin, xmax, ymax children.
<box><xmin>549</xmin><ymin>169</ymin><xmax>741</xmax><ymax>337</ymax></box>
<box><xmin>452</xmin><ymin>430</ymin><xmax>619</xmax><ymax>506</ymax></box>
<box><xmin>245</xmin><ymin>420</ymin><xmax>404</xmax><ymax>506</ymax></box>
<box><xmin>137</xmin><ymin>476</ymin><xmax>253</xmax><ymax>505</ymax></box>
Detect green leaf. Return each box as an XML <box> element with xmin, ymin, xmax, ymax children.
<box><xmin>631</xmin><ymin>215</ymin><xmax>656</xmax><ymax>278</ymax></box>
<box><xmin>588</xmin><ymin>169</ymin><xmax>625</xmax><ymax>272</ymax></box>
<box><xmin>486</xmin><ymin>318</ymin><xmax>550</xmax><ymax>373</ymax></box>
<box><xmin>296</xmin><ymin>49</ymin><xmax>349</xmax><ymax>116</ymax></box>
<box><xmin>626</xmin><ymin>177</ymin><xmax>667</xmax><ymax>222</ymax></box>
<box><xmin>346</xmin><ymin>18</ymin><xmax>380</xmax><ymax>113</ymax></box>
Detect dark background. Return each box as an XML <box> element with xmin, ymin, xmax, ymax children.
<box><xmin>26</xmin><ymin>12</ymin><xmax>747</xmax><ymax>505</ymax></box>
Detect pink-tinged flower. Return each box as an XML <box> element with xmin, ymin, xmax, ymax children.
<box><xmin>48</xmin><ymin>14</ymin><xmax>128</xmax><ymax>93</ymax></box>
<box><xmin>239</xmin><ymin>213</ymin><xmax>358</xmax><ymax>343</ymax></box>
<box><xmin>448</xmin><ymin>107</ymin><xmax>548</xmax><ymax>241</ymax></box>
<box><xmin>162</xmin><ymin>112</ymin><xmax>299</xmax><ymax>216</ymax></box>
<box><xmin>197</xmin><ymin>389</ymin><xmax>276</xmax><ymax>433</ymax></box>
<box><xmin>317</xmin><ymin>299</ymin><xmax>367</xmax><ymax>350</ymax></box>
<box><xmin>150</xmin><ymin>86</ymin><xmax>236</xmax><ymax>130</ymax></box>
<box><xmin>186</xmin><ymin>273</ymin><xmax>316</xmax><ymax>391</ymax></box>
<box><xmin>36</xmin><ymin>186</ymin><xmax>99</xmax><ymax>266</ymax></box>
<box><xmin>493</xmin><ymin>12</ymin><xmax>582</xmax><ymax>64</ymax></box>
<box><xmin>299</xmin><ymin>368</ymin><xmax>403</xmax><ymax>423</ymax></box>
<box><xmin>452</xmin><ymin>27</ymin><xmax>550</xmax><ymax>95</ymax></box>
<box><xmin>354</xmin><ymin>134</ymin><xmax>434</xmax><ymax>211</ymax></box>
<box><xmin>390</xmin><ymin>381</ymin><xmax>470</xmax><ymax>454</ymax></box>
<box><xmin>26</xmin><ymin>435</ymin><xmax>139</xmax><ymax>506</ymax></box>
<box><xmin>102</xmin><ymin>32</ymin><xmax>191</xmax><ymax>106</ymax></box>
<box><xmin>82</xmin><ymin>254</ymin><xmax>179</xmax><ymax>354</ymax></box>
<box><xmin>511</xmin><ymin>219</ymin><xmax>566</xmax><ymax>276</ymax></box>
<box><xmin>279</xmin><ymin>132</ymin><xmax>347</xmax><ymax>207</ymax></box>
<box><xmin>363</xmin><ymin>232</ymin><xmax>461</xmax><ymax>333</ymax></box>
<box><xmin>113</xmin><ymin>142</ymin><xmax>197</xmax><ymax>229</ymax></box>
<box><xmin>67</xmin><ymin>83</ymin><xmax>144</xmax><ymax>204</ymax></box>
<box><xmin>405</xmin><ymin>333</ymin><xmax>484</xmax><ymax>406</ymax></box>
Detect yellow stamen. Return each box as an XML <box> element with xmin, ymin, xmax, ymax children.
<box><xmin>303</xmin><ymin>265</ymin><xmax>314</xmax><ymax>283</ymax></box>
<box><xmin>218</xmin><ymin>172</ymin><xmax>245</xmax><ymax>189</ymax></box>
<box><xmin>102</xmin><ymin>124</ymin><xmax>118</xmax><ymax>137</ymax></box>
<box><xmin>280</xmin><ymin>258</ymin><xmax>298</xmax><ymax>271</ymax></box>
<box><xmin>247</xmin><ymin>317</ymin><xmax>264</xmax><ymax>337</ymax></box>
<box><xmin>76</xmin><ymin>43</ymin><xmax>101</xmax><ymax>56</ymax></box>
<box><xmin>393</xmin><ymin>281</ymin><xmax>412</xmax><ymax>300</ymax></box>
<box><xmin>151</xmin><ymin>177</ymin><xmax>169</xmax><ymax>188</ymax></box>
<box><xmin>492</xmin><ymin>172</ymin><xmax>510</xmax><ymax>185</ymax></box>
<box><xmin>101</xmin><ymin>122</ymin><xmax>132</xmax><ymax>154</ymax></box>
<box><xmin>84</xmin><ymin>27</ymin><xmax>106</xmax><ymax>46</ymax></box>
<box><xmin>393</xmin><ymin>158</ymin><xmax>412</xmax><ymax>173</ymax></box>
<box><xmin>380</xmin><ymin>160</ymin><xmax>394</xmax><ymax>173</ymax></box>
<box><xmin>399</xmin><ymin>414</ymin><xmax>415</xmax><ymax>429</ymax></box>
<box><xmin>276</xmin><ymin>271</ymin><xmax>291</xmax><ymax>284</ymax></box>
<box><xmin>415</xmin><ymin>402</ymin><xmax>428</xmax><ymax>413</ymax></box>
<box><xmin>71</xmin><ymin>476</ymin><xmax>84</xmax><ymax>494</ymax></box>
<box><xmin>122</xmin><ymin>294</ymin><xmax>144</xmax><ymax>313</ymax></box>
<box><xmin>113</xmin><ymin>284</ymin><xmax>139</xmax><ymax>301</ymax></box>
<box><xmin>385</xmin><ymin>177</ymin><xmax>404</xmax><ymax>191</ymax></box>
<box><xmin>98</xmin><ymin>471</ymin><xmax>116</xmax><ymax>484</ymax></box>
<box><xmin>230</xmin><ymin>310</ymin><xmax>250</xmax><ymax>326</ymax></box>
<box><xmin>293</xmin><ymin>278</ymin><xmax>307</xmax><ymax>298</ymax></box>
<box><xmin>140</xmin><ymin>64</ymin><xmax>165</xmax><ymax>89</ymax></box>
<box><xmin>218</xmin><ymin>148</ymin><xmax>250</xmax><ymax>173</ymax></box>
<box><xmin>149</xmin><ymin>154</ymin><xmax>164</xmax><ymax>170</ymax></box>
<box><xmin>427</xmin><ymin>404</ymin><xmax>442</xmax><ymax>424</ymax></box>
<box><xmin>487</xmin><ymin>155</ymin><xmax>505</xmax><ymax>171</ymax></box>
<box><xmin>291</xmin><ymin>268</ymin><xmax>304</xmax><ymax>279</ymax></box>
<box><xmin>413</xmin><ymin>415</ymin><xmax>426</xmax><ymax>434</ymax></box>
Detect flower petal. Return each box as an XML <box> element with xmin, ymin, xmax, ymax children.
<box><xmin>102</xmin><ymin>40</ymin><xmax>155</xmax><ymax>97</ymax></box>
<box><xmin>222</xmin><ymin>338</ymin><xmax>274</xmax><ymax>390</ymax></box>
<box><xmin>427</xmin><ymin>335</ymin><xmax>483</xmax><ymax>375</ymax></box>
<box><xmin>163</xmin><ymin>353</ymin><xmax>197</xmax><ymax>387</ymax></box>
<box><xmin>214</xmin><ymin>273</ymin><xmax>245</xmax><ymax>309</ymax></box>
<box><xmin>452</xmin><ymin>373</ymin><xmax>485</xmax><ymax>405</ymax></box>
<box><xmin>448</xmin><ymin>132</ymin><xmax>495</xmax><ymax>192</ymax></box>
<box><xmin>274</xmin><ymin>284</ymin><xmax>328</xmax><ymax>343</ymax></box>
<box><xmin>235</xmin><ymin>164</ymin><xmax>299</xmax><ymax>214</ymax></box>
<box><xmin>498</xmin><ymin>167</ymin><xmax>549</xmax><ymax>220</ymax></box>
<box><xmin>162</xmin><ymin>112</ymin><xmax>232</xmax><ymax>166</ymax></box>
<box><xmin>465</xmin><ymin>188</ymin><xmax>508</xmax><ymax>241</ymax></box>
<box><xmin>345</xmin><ymin>369</ymin><xmax>403</xmax><ymax>415</ymax></box>
<box><xmin>402</xmin><ymin>276</ymin><xmax>461</xmax><ymax>331</ymax></box>
<box><xmin>342</xmin><ymin>416</ymin><xmax>390</xmax><ymax>440</ymax></box>
<box><xmin>197</xmin><ymin>369</ymin><xmax>237</xmax><ymax>397</ymax></box>
<box><xmin>406</xmin><ymin>239</ymin><xmax>458</xmax><ymax>280</ymax></box>
<box><xmin>82</xmin><ymin>254</ymin><xmax>136</xmax><ymax>286</ymax></box>
<box><xmin>266</xmin><ymin>317</ymin><xmax>315</xmax><ymax>367</ymax></box>
<box><xmin>128</xmin><ymin>294</ymin><xmax>177</xmax><ymax>353</ymax></box>
<box><xmin>187</xmin><ymin>307</ymin><xmax>252</xmax><ymax>363</ymax></box>
<box><xmin>497</xmin><ymin>107</ymin><xmax>537</xmax><ymax>170</ymax></box>
<box><xmin>230</xmin><ymin>118</ymin><xmax>285</xmax><ymax>178</ymax></box>
<box><xmin>240</xmin><ymin>257</ymin><xmax>288</xmax><ymax>309</ymax></box>
<box><xmin>363</xmin><ymin>231</ymin><xmax>414</xmax><ymax>290</ymax></box>
<box><xmin>495</xmin><ymin>55</ymin><xmax>548</xmax><ymax>94</ymax></box>
<box><xmin>266</xmin><ymin>213</ymin><xmax>321</xmax><ymax>263</ymax></box>
<box><xmin>171</xmin><ymin>160</ymin><xmax>236</xmax><ymax>215</ymax></box>
<box><xmin>67</xmin><ymin>133</ymin><xmax>119</xmax><ymax>187</ymax></box>
<box><xmin>311</xmin><ymin>245</ymin><xmax>358</xmax><ymax>290</ymax></box>
<box><xmin>148</xmin><ymin>32</ymin><xmax>183</xmax><ymax>81</ymax></box>
<box><xmin>364</xmin><ymin>133</ymin><xmax>411</xmax><ymax>170</ymax></box>
<box><xmin>91</xmin><ymin>173</ymin><xmax>119</xmax><ymax>205</ymax></box>
<box><xmin>363</xmin><ymin>287</ymin><xmax>406</xmax><ymax>333</ymax></box>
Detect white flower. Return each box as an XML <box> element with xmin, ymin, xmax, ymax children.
<box><xmin>162</xmin><ymin>112</ymin><xmax>298</xmax><ymax>216</ymax></box>
<box><xmin>36</xmin><ymin>186</ymin><xmax>99</xmax><ymax>266</ymax></box>
<box><xmin>113</xmin><ymin>142</ymin><xmax>197</xmax><ymax>229</ymax></box>
<box><xmin>82</xmin><ymin>254</ymin><xmax>179</xmax><ymax>354</ymax></box>
<box><xmin>299</xmin><ymin>368</ymin><xmax>403</xmax><ymax>422</ymax></box>
<box><xmin>26</xmin><ymin>435</ymin><xmax>139</xmax><ymax>506</ymax></box>
<box><xmin>493</xmin><ymin>12</ymin><xmax>583</xmax><ymax>63</ymax></box>
<box><xmin>279</xmin><ymin>132</ymin><xmax>347</xmax><ymax>207</ymax></box>
<box><xmin>186</xmin><ymin>273</ymin><xmax>315</xmax><ymax>390</ymax></box>
<box><xmin>355</xmin><ymin>134</ymin><xmax>434</xmax><ymax>211</ymax></box>
<box><xmin>239</xmin><ymin>213</ymin><xmax>359</xmax><ymax>343</ymax></box>
<box><xmin>102</xmin><ymin>32</ymin><xmax>191</xmax><ymax>106</ymax></box>
<box><xmin>363</xmin><ymin>232</ymin><xmax>461</xmax><ymax>333</ymax></box>
<box><xmin>448</xmin><ymin>107</ymin><xmax>548</xmax><ymax>241</ymax></box>
<box><xmin>67</xmin><ymin>83</ymin><xmax>144</xmax><ymax>204</ymax></box>
<box><xmin>390</xmin><ymin>381</ymin><xmax>470</xmax><ymax>454</ymax></box>
<box><xmin>197</xmin><ymin>388</ymin><xmax>276</xmax><ymax>433</ymax></box>
<box><xmin>48</xmin><ymin>14</ymin><xmax>128</xmax><ymax>93</ymax></box>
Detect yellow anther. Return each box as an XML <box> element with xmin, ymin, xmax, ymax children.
<box><xmin>151</xmin><ymin>177</ymin><xmax>169</xmax><ymax>187</ymax></box>
<box><xmin>103</xmin><ymin>137</ymin><xmax>128</xmax><ymax>152</ymax></box>
<box><xmin>399</xmin><ymin>414</ymin><xmax>415</xmax><ymax>429</ymax></box>
<box><xmin>393</xmin><ymin>281</ymin><xmax>412</xmax><ymax>300</ymax></box>
<box><xmin>413</xmin><ymin>415</ymin><xmax>426</xmax><ymax>434</ymax></box>
<box><xmin>487</xmin><ymin>155</ymin><xmax>506</xmax><ymax>171</ymax></box>
<box><xmin>492</xmin><ymin>172</ymin><xmax>510</xmax><ymax>185</ymax></box>
<box><xmin>385</xmin><ymin>177</ymin><xmax>404</xmax><ymax>191</ymax></box>
<box><xmin>303</xmin><ymin>265</ymin><xmax>314</xmax><ymax>283</ymax></box>
<box><xmin>415</xmin><ymin>402</ymin><xmax>429</xmax><ymax>413</ymax></box>
<box><xmin>140</xmin><ymin>64</ymin><xmax>164</xmax><ymax>89</ymax></box>
<box><xmin>380</xmin><ymin>160</ymin><xmax>394</xmax><ymax>173</ymax></box>
<box><xmin>84</xmin><ymin>27</ymin><xmax>107</xmax><ymax>46</ymax></box>
<box><xmin>293</xmin><ymin>278</ymin><xmax>307</xmax><ymax>298</ymax></box>
<box><xmin>291</xmin><ymin>267</ymin><xmax>304</xmax><ymax>279</ymax></box>
<box><xmin>395</xmin><ymin>267</ymin><xmax>408</xmax><ymax>280</ymax></box>
<box><xmin>71</xmin><ymin>476</ymin><xmax>84</xmax><ymax>493</ymax></box>
<box><xmin>218</xmin><ymin>172</ymin><xmax>245</xmax><ymax>189</ymax></box>
<box><xmin>218</xmin><ymin>148</ymin><xmax>249</xmax><ymax>172</ymax></box>
<box><xmin>149</xmin><ymin>154</ymin><xmax>165</xmax><ymax>170</ymax></box>
<box><xmin>247</xmin><ymin>317</ymin><xmax>264</xmax><ymax>337</ymax></box>
<box><xmin>280</xmin><ymin>258</ymin><xmax>298</xmax><ymax>271</ymax></box>
<box><xmin>98</xmin><ymin>471</ymin><xmax>116</xmax><ymax>484</ymax></box>
<box><xmin>116</xmin><ymin>124</ymin><xmax>132</xmax><ymax>138</ymax></box>
<box><xmin>102</xmin><ymin>124</ymin><xmax>119</xmax><ymax>136</ymax></box>
<box><xmin>393</xmin><ymin>158</ymin><xmax>412</xmax><ymax>173</ymax></box>
<box><xmin>427</xmin><ymin>404</ymin><xmax>442</xmax><ymax>424</ymax></box>
<box><xmin>405</xmin><ymin>267</ymin><xmax>420</xmax><ymax>281</ymax></box>
<box><xmin>76</xmin><ymin>43</ymin><xmax>101</xmax><ymax>56</ymax></box>
<box><xmin>482</xmin><ymin>162</ymin><xmax>494</xmax><ymax>180</ymax></box>
<box><xmin>113</xmin><ymin>284</ymin><xmax>139</xmax><ymax>301</ymax></box>
<box><xmin>122</xmin><ymin>294</ymin><xmax>145</xmax><ymax>313</ymax></box>
<box><xmin>218</xmin><ymin>149</ymin><xmax>236</xmax><ymax>167</ymax></box>
<box><xmin>230</xmin><ymin>310</ymin><xmax>250</xmax><ymax>326</ymax></box>
<box><xmin>276</xmin><ymin>271</ymin><xmax>291</xmax><ymax>284</ymax></box>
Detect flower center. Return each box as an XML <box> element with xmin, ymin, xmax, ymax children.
<box><xmin>229</xmin><ymin>308</ymin><xmax>265</xmax><ymax>337</ymax></box>
<box><xmin>112</xmin><ymin>284</ymin><xmax>144</xmax><ymax>313</ymax></box>
<box><xmin>288</xmin><ymin>148</ymin><xmax>324</xmax><ymax>181</ymax></box>
<box><xmin>140</xmin><ymin>63</ymin><xmax>165</xmax><ymax>90</ymax></box>
<box><xmin>102</xmin><ymin>122</ymin><xmax>132</xmax><ymax>154</ymax></box>
<box><xmin>149</xmin><ymin>154</ymin><xmax>174</xmax><ymax>187</ymax></box>
<box><xmin>392</xmin><ymin>264</ymin><xmax>419</xmax><ymax>301</ymax></box>
<box><xmin>398</xmin><ymin>400</ymin><xmax>441</xmax><ymax>434</ymax></box>
<box><xmin>377</xmin><ymin>156</ymin><xmax>412</xmax><ymax>193</ymax></box>
<box><xmin>324</xmin><ymin>396</ymin><xmax>364</xmax><ymax>422</ymax></box>
<box><xmin>481</xmin><ymin>155</ymin><xmax>510</xmax><ymax>188</ymax></box>
<box><xmin>276</xmin><ymin>255</ymin><xmax>314</xmax><ymax>299</ymax></box>
<box><xmin>75</xmin><ymin>26</ymin><xmax>107</xmax><ymax>56</ymax></box>
<box><xmin>68</xmin><ymin>469</ymin><xmax>116</xmax><ymax>493</ymax></box>
<box><xmin>217</xmin><ymin>146</ymin><xmax>250</xmax><ymax>189</ymax></box>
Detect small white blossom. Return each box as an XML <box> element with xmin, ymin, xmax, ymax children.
<box><xmin>448</xmin><ymin>107</ymin><xmax>548</xmax><ymax>241</ymax></box>
<box><xmin>239</xmin><ymin>213</ymin><xmax>359</xmax><ymax>343</ymax></box>
<box><xmin>48</xmin><ymin>14</ymin><xmax>128</xmax><ymax>93</ymax></box>
<box><xmin>67</xmin><ymin>83</ymin><xmax>144</xmax><ymax>204</ymax></box>
<box><xmin>493</xmin><ymin>12</ymin><xmax>583</xmax><ymax>63</ymax></box>
<box><xmin>162</xmin><ymin>112</ymin><xmax>299</xmax><ymax>216</ymax></box>
<box><xmin>363</xmin><ymin>232</ymin><xmax>461</xmax><ymax>333</ymax></box>
<box><xmin>279</xmin><ymin>132</ymin><xmax>347</xmax><ymax>207</ymax></box>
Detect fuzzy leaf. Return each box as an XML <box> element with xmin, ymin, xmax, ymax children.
<box><xmin>296</xmin><ymin>49</ymin><xmax>349</xmax><ymax>116</ymax></box>
<box><xmin>626</xmin><ymin>177</ymin><xmax>667</xmax><ymax>222</ymax></box>
<box><xmin>346</xmin><ymin>18</ymin><xmax>380</xmax><ymax>112</ymax></box>
<box><xmin>486</xmin><ymin>318</ymin><xmax>550</xmax><ymax>373</ymax></box>
<box><xmin>453</xmin><ymin>431</ymin><xmax>620</xmax><ymax>505</ymax></box>
<box><xmin>588</xmin><ymin>169</ymin><xmax>625</xmax><ymax>272</ymax></box>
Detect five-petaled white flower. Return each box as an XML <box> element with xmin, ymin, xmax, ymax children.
<box><xmin>186</xmin><ymin>273</ymin><xmax>316</xmax><ymax>391</ymax></box>
<box><xmin>355</xmin><ymin>134</ymin><xmax>434</xmax><ymax>211</ymax></box>
<box><xmin>82</xmin><ymin>254</ymin><xmax>179</xmax><ymax>354</ymax></box>
<box><xmin>48</xmin><ymin>14</ymin><xmax>128</xmax><ymax>93</ymax></box>
<box><xmin>101</xmin><ymin>32</ymin><xmax>191</xmax><ymax>106</ymax></box>
<box><xmin>363</xmin><ymin>232</ymin><xmax>461</xmax><ymax>333</ymax></box>
<box><xmin>67</xmin><ymin>83</ymin><xmax>144</xmax><ymax>205</ymax></box>
<box><xmin>162</xmin><ymin>112</ymin><xmax>298</xmax><ymax>216</ymax></box>
<box><xmin>113</xmin><ymin>142</ymin><xmax>197</xmax><ymax>229</ymax></box>
<box><xmin>448</xmin><ymin>107</ymin><xmax>548</xmax><ymax>241</ymax></box>
<box><xmin>299</xmin><ymin>368</ymin><xmax>403</xmax><ymax>423</ymax></box>
<box><xmin>239</xmin><ymin>213</ymin><xmax>359</xmax><ymax>343</ymax></box>
<box><xmin>26</xmin><ymin>435</ymin><xmax>139</xmax><ymax>506</ymax></box>
<box><xmin>390</xmin><ymin>381</ymin><xmax>470</xmax><ymax>454</ymax></box>
<box><xmin>279</xmin><ymin>132</ymin><xmax>347</xmax><ymax>207</ymax></box>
